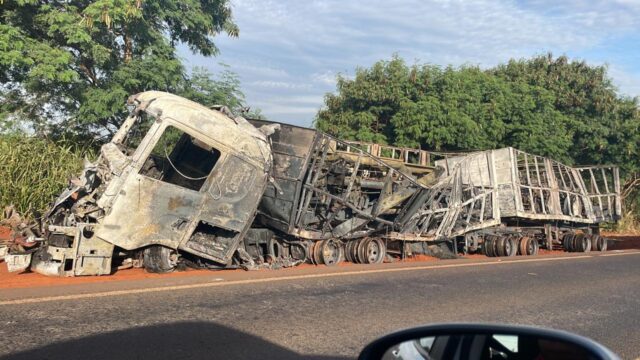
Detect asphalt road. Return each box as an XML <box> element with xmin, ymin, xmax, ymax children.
<box><xmin>0</xmin><ymin>252</ymin><xmax>639</xmax><ymax>359</ymax></box>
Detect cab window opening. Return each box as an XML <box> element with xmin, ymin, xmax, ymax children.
<box><xmin>139</xmin><ymin>126</ymin><xmax>221</xmax><ymax>191</ymax></box>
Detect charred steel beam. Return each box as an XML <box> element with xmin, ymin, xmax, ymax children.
<box><xmin>302</xmin><ymin>184</ymin><xmax>394</xmax><ymax>226</ymax></box>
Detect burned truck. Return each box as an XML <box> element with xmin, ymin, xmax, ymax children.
<box><xmin>4</xmin><ymin>91</ymin><xmax>622</xmax><ymax>276</ymax></box>
<box><xmin>6</xmin><ymin>91</ymin><xmax>274</xmax><ymax>275</ymax></box>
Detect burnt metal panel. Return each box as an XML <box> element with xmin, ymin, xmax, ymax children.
<box><xmin>249</xmin><ymin>119</ymin><xmax>318</xmax><ymax>234</ymax></box>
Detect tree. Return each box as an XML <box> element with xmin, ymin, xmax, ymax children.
<box><xmin>178</xmin><ymin>66</ymin><xmax>262</xmax><ymax>119</ymax></box>
<box><xmin>0</xmin><ymin>0</ymin><xmax>241</xmax><ymax>139</ymax></box>
<box><xmin>315</xmin><ymin>54</ymin><xmax>640</xmax><ymax>219</ymax></box>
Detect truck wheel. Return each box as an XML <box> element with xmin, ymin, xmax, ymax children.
<box><xmin>523</xmin><ymin>238</ymin><xmax>539</xmax><ymax>256</ymax></box>
<box><xmin>571</xmin><ymin>233</ymin><xmax>581</xmax><ymax>252</ymax></box>
<box><xmin>344</xmin><ymin>241</ymin><xmax>354</xmax><ymax>263</ymax></box>
<box><xmin>484</xmin><ymin>237</ymin><xmax>496</xmax><ymax>257</ymax></box>
<box><xmin>563</xmin><ymin>233</ymin><xmax>575</xmax><ymax>252</ymax></box>
<box><xmin>356</xmin><ymin>238</ymin><xmax>370</xmax><ymax>264</ymax></box>
<box><xmin>505</xmin><ymin>237</ymin><xmax>517</xmax><ymax>257</ymax></box>
<box><xmin>600</xmin><ymin>236</ymin><xmax>608</xmax><ymax>251</ymax></box>
<box><xmin>496</xmin><ymin>237</ymin><xmax>507</xmax><ymax>257</ymax></box>
<box><xmin>143</xmin><ymin>246</ymin><xmax>177</xmax><ymax>273</ymax></box>
<box><xmin>584</xmin><ymin>235</ymin><xmax>592</xmax><ymax>253</ymax></box>
<box><xmin>290</xmin><ymin>242</ymin><xmax>308</xmax><ymax>262</ymax></box>
<box><xmin>517</xmin><ymin>237</ymin><xmax>527</xmax><ymax>255</ymax></box>
<box><xmin>312</xmin><ymin>241</ymin><xmax>324</xmax><ymax>265</ymax></box>
<box><xmin>367</xmin><ymin>238</ymin><xmax>386</xmax><ymax>264</ymax></box>
<box><xmin>572</xmin><ymin>234</ymin><xmax>589</xmax><ymax>252</ymax></box>
<box><xmin>529</xmin><ymin>238</ymin><xmax>539</xmax><ymax>255</ymax></box>
<box><xmin>320</xmin><ymin>239</ymin><xmax>342</xmax><ymax>266</ymax></box>
<box><xmin>519</xmin><ymin>237</ymin><xmax>528</xmax><ymax>256</ymax></box>
<box><xmin>593</xmin><ymin>235</ymin><xmax>607</xmax><ymax>251</ymax></box>
<box><xmin>349</xmin><ymin>240</ymin><xmax>360</xmax><ymax>263</ymax></box>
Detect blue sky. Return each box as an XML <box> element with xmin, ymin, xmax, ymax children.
<box><xmin>181</xmin><ymin>0</ymin><xmax>640</xmax><ymax>127</ymax></box>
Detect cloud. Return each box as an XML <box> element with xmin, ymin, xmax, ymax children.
<box><xmin>250</xmin><ymin>80</ymin><xmax>312</xmax><ymax>90</ymax></box>
<box><xmin>182</xmin><ymin>0</ymin><xmax>640</xmax><ymax>126</ymax></box>
<box><xmin>311</xmin><ymin>71</ymin><xmax>338</xmax><ymax>86</ymax></box>
<box><xmin>607</xmin><ymin>65</ymin><xmax>640</xmax><ymax>98</ymax></box>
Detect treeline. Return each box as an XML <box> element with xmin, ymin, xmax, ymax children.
<box><xmin>316</xmin><ymin>54</ymin><xmax>640</xmax><ymax>223</ymax></box>
<box><xmin>0</xmin><ymin>0</ymin><xmax>258</xmax><ymax>218</ymax></box>
<box><xmin>0</xmin><ymin>0</ymin><xmax>258</xmax><ymax>140</ymax></box>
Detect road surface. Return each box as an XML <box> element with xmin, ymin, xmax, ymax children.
<box><xmin>0</xmin><ymin>251</ymin><xmax>639</xmax><ymax>359</ymax></box>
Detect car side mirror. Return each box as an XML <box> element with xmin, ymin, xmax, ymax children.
<box><xmin>358</xmin><ymin>323</ymin><xmax>619</xmax><ymax>360</ymax></box>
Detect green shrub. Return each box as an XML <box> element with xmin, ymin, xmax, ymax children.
<box><xmin>0</xmin><ymin>135</ymin><xmax>93</xmax><ymax>220</ymax></box>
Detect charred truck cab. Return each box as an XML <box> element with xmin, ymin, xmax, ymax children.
<box><xmin>28</xmin><ymin>91</ymin><xmax>272</xmax><ymax>276</ymax></box>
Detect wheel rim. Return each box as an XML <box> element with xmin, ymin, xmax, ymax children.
<box><xmin>504</xmin><ymin>237</ymin><xmax>515</xmax><ymax>256</ymax></box>
<box><xmin>290</xmin><ymin>242</ymin><xmax>307</xmax><ymax>262</ymax></box>
<box><xmin>530</xmin><ymin>239</ymin><xmax>540</xmax><ymax>255</ymax></box>
<box><xmin>366</xmin><ymin>240</ymin><xmax>380</xmax><ymax>263</ymax></box>
<box><xmin>584</xmin><ymin>236</ymin><xmax>592</xmax><ymax>253</ymax></box>
<box><xmin>344</xmin><ymin>241</ymin><xmax>353</xmax><ymax>262</ymax></box>
<box><xmin>496</xmin><ymin>237</ymin><xmax>506</xmax><ymax>257</ymax></box>
<box><xmin>526</xmin><ymin>238</ymin><xmax>534</xmax><ymax>255</ymax></box>
<box><xmin>357</xmin><ymin>238</ymin><xmax>370</xmax><ymax>264</ymax></box>
<box><xmin>518</xmin><ymin>237</ymin><xmax>528</xmax><ymax>256</ymax></box>
<box><xmin>321</xmin><ymin>239</ymin><xmax>341</xmax><ymax>266</ymax></box>
<box><xmin>373</xmin><ymin>238</ymin><xmax>386</xmax><ymax>264</ymax></box>
<box><xmin>313</xmin><ymin>241</ymin><xmax>324</xmax><ymax>265</ymax></box>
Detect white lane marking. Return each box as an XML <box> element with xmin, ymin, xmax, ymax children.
<box><xmin>600</xmin><ymin>251</ymin><xmax>640</xmax><ymax>257</ymax></box>
<box><xmin>0</xmin><ymin>255</ymin><xmax>596</xmax><ymax>306</ymax></box>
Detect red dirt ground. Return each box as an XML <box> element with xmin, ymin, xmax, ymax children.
<box><xmin>0</xmin><ymin>226</ymin><xmax>11</xmax><ymax>243</ymax></box>
<box><xmin>399</xmin><ymin>254</ymin><xmax>438</xmax><ymax>262</ymax></box>
<box><xmin>0</xmin><ymin>265</ymin><xmax>221</xmax><ymax>290</ymax></box>
<box><xmin>602</xmin><ymin>232</ymin><xmax>640</xmax><ymax>250</ymax></box>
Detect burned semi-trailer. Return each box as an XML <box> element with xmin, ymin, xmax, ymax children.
<box><xmin>3</xmin><ymin>92</ymin><xmax>622</xmax><ymax>276</ymax></box>
<box><xmin>394</xmin><ymin>149</ymin><xmax>621</xmax><ymax>257</ymax></box>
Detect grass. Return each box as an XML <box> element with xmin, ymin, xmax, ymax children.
<box><xmin>0</xmin><ymin>135</ymin><xmax>93</xmax><ymax>220</ymax></box>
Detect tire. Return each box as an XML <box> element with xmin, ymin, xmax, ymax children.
<box><xmin>505</xmin><ymin>237</ymin><xmax>517</xmax><ymax>257</ymax></box>
<box><xmin>344</xmin><ymin>241</ymin><xmax>354</xmax><ymax>263</ymax></box>
<box><xmin>584</xmin><ymin>235</ymin><xmax>592</xmax><ymax>253</ymax></box>
<box><xmin>371</xmin><ymin>238</ymin><xmax>386</xmax><ymax>264</ymax></box>
<box><xmin>529</xmin><ymin>239</ymin><xmax>539</xmax><ymax>256</ymax></box>
<box><xmin>593</xmin><ymin>235</ymin><xmax>607</xmax><ymax>252</ymax></box>
<box><xmin>518</xmin><ymin>237</ymin><xmax>528</xmax><ymax>256</ymax></box>
<box><xmin>353</xmin><ymin>240</ymin><xmax>362</xmax><ymax>263</ymax></box>
<box><xmin>484</xmin><ymin>237</ymin><xmax>495</xmax><ymax>257</ymax></box>
<box><xmin>496</xmin><ymin>237</ymin><xmax>507</xmax><ymax>257</ymax></box>
<box><xmin>143</xmin><ymin>246</ymin><xmax>177</xmax><ymax>273</ymax></box>
<box><xmin>313</xmin><ymin>240</ymin><xmax>325</xmax><ymax>265</ymax></box>
<box><xmin>573</xmin><ymin>234</ymin><xmax>587</xmax><ymax>252</ymax></box>
<box><xmin>358</xmin><ymin>238</ymin><xmax>374</xmax><ymax>264</ymax></box>
<box><xmin>599</xmin><ymin>236</ymin><xmax>608</xmax><ymax>251</ymax></box>
<box><xmin>563</xmin><ymin>233</ymin><xmax>574</xmax><ymax>252</ymax></box>
<box><xmin>320</xmin><ymin>239</ymin><xmax>342</xmax><ymax>266</ymax></box>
